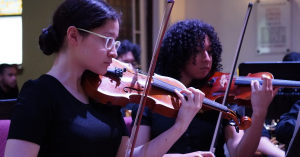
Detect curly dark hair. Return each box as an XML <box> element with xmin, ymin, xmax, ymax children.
<box><xmin>155</xmin><ymin>19</ymin><xmax>222</xmax><ymax>85</ymax></box>
<box><xmin>117</xmin><ymin>40</ymin><xmax>141</xmax><ymax>64</ymax></box>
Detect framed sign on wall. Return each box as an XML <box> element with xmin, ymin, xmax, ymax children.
<box><xmin>257</xmin><ymin>0</ymin><xmax>291</xmax><ymax>54</ymax></box>
<box><xmin>0</xmin><ymin>0</ymin><xmax>22</xmax><ymax>16</ymax></box>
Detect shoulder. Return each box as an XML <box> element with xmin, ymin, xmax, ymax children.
<box><xmin>20</xmin><ymin>74</ymin><xmax>61</xmax><ymax>96</ymax></box>
<box><xmin>22</xmin><ymin>74</ymin><xmax>57</xmax><ymax>88</ymax></box>
<box><xmin>17</xmin><ymin>74</ymin><xmax>63</xmax><ymax>109</ymax></box>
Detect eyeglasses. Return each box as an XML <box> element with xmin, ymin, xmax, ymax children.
<box><xmin>77</xmin><ymin>28</ymin><xmax>121</xmax><ymax>51</ymax></box>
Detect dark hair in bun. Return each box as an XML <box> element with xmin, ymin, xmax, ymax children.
<box><xmin>39</xmin><ymin>0</ymin><xmax>122</xmax><ymax>55</ymax></box>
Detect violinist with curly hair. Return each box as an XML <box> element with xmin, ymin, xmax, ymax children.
<box><xmin>132</xmin><ymin>19</ymin><xmax>279</xmax><ymax>157</ymax></box>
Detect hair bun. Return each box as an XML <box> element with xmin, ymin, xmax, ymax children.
<box><xmin>38</xmin><ymin>25</ymin><xmax>60</xmax><ymax>55</ymax></box>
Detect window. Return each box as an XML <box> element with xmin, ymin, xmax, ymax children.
<box><xmin>0</xmin><ymin>0</ymin><xmax>23</xmax><ymax>64</ymax></box>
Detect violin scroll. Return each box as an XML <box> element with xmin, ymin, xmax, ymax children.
<box><xmin>239</xmin><ymin>116</ymin><xmax>252</xmax><ymax>130</ymax></box>
<box><xmin>222</xmin><ymin>109</ymin><xmax>251</xmax><ymax>132</ymax></box>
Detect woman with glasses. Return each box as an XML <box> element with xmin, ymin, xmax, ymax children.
<box><xmin>131</xmin><ymin>19</ymin><xmax>279</xmax><ymax>157</ymax></box>
<box><xmin>4</xmin><ymin>1</ymin><xmax>205</xmax><ymax>157</ymax></box>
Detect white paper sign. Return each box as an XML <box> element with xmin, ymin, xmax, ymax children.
<box><xmin>257</xmin><ymin>0</ymin><xmax>291</xmax><ymax>54</ymax></box>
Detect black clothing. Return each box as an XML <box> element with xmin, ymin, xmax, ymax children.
<box><xmin>8</xmin><ymin>74</ymin><xmax>128</xmax><ymax>157</ymax></box>
<box><xmin>131</xmin><ymin>104</ymin><xmax>244</xmax><ymax>157</ymax></box>
<box><xmin>276</xmin><ymin>100</ymin><xmax>300</xmax><ymax>149</ymax></box>
<box><xmin>261</xmin><ymin>119</ymin><xmax>272</xmax><ymax>139</ymax></box>
<box><xmin>0</xmin><ymin>84</ymin><xmax>18</xmax><ymax>99</ymax></box>
<box><xmin>121</xmin><ymin>103</ymin><xmax>136</xmax><ymax>117</ymax></box>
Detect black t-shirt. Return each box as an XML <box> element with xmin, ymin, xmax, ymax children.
<box><xmin>276</xmin><ymin>100</ymin><xmax>300</xmax><ymax>149</ymax></box>
<box><xmin>8</xmin><ymin>74</ymin><xmax>129</xmax><ymax>157</ymax></box>
<box><xmin>0</xmin><ymin>84</ymin><xmax>18</xmax><ymax>99</ymax></box>
<box><xmin>132</xmin><ymin>104</ymin><xmax>245</xmax><ymax>157</ymax></box>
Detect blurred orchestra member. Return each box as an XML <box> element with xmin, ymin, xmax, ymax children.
<box><xmin>0</xmin><ymin>64</ymin><xmax>18</xmax><ymax>99</ymax></box>
<box><xmin>283</xmin><ymin>52</ymin><xmax>300</xmax><ymax>61</ymax></box>
<box><xmin>117</xmin><ymin>39</ymin><xmax>141</xmax><ymax>69</ymax></box>
<box><xmin>275</xmin><ymin>51</ymin><xmax>300</xmax><ymax>152</ymax></box>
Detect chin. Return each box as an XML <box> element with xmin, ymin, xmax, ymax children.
<box><xmin>98</xmin><ymin>70</ymin><xmax>108</xmax><ymax>75</ymax></box>
<box><xmin>90</xmin><ymin>68</ymin><xmax>107</xmax><ymax>75</ymax></box>
<box><xmin>194</xmin><ymin>74</ymin><xmax>208</xmax><ymax>80</ymax></box>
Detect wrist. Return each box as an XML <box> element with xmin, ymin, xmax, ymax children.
<box><xmin>251</xmin><ymin>111</ymin><xmax>267</xmax><ymax>122</ymax></box>
<box><xmin>172</xmin><ymin>122</ymin><xmax>188</xmax><ymax>135</ymax></box>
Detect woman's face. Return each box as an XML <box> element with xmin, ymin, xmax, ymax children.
<box><xmin>77</xmin><ymin>20</ymin><xmax>119</xmax><ymax>75</ymax></box>
<box><xmin>181</xmin><ymin>35</ymin><xmax>212</xmax><ymax>81</ymax></box>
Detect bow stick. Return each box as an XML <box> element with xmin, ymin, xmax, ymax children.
<box><xmin>125</xmin><ymin>1</ymin><xmax>175</xmax><ymax>157</ymax></box>
<box><xmin>209</xmin><ymin>2</ymin><xmax>253</xmax><ymax>153</ymax></box>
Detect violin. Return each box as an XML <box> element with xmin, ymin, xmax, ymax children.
<box><xmin>201</xmin><ymin>71</ymin><xmax>300</xmax><ymax>108</ymax></box>
<box><xmin>82</xmin><ymin>59</ymin><xmax>251</xmax><ymax>131</ymax></box>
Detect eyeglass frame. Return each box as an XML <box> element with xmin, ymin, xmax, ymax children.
<box><xmin>77</xmin><ymin>28</ymin><xmax>121</xmax><ymax>50</ymax></box>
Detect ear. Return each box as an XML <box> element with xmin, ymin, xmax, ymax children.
<box><xmin>66</xmin><ymin>26</ymin><xmax>80</xmax><ymax>46</ymax></box>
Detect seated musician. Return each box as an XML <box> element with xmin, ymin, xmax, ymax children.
<box><xmin>275</xmin><ymin>52</ymin><xmax>300</xmax><ymax>152</ymax></box>
<box><xmin>4</xmin><ymin>1</ymin><xmax>207</xmax><ymax>157</ymax></box>
<box><xmin>117</xmin><ymin>39</ymin><xmax>141</xmax><ymax>69</ymax></box>
<box><xmin>276</xmin><ymin>100</ymin><xmax>300</xmax><ymax>151</ymax></box>
<box><xmin>132</xmin><ymin>19</ymin><xmax>279</xmax><ymax>157</ymax></box>
<box><xmin>0</xmin><ymin>64</ymin><xmax>18</xmax><ymax>99</ymax></box>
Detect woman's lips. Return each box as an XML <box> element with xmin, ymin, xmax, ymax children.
<box><xmin>104</xmin><ymin>62</ymin><xmax>111</xmax><ymax>66</ymax></box>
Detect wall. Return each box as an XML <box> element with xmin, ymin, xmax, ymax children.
<box><xmin>18</xmin><ymin>0</ymin><xmax>300</xmax><ymax>87</ymax></box>
<box><xmin>170</xmin><ymin>0</ymin><xmax>300</xmax><ymax>73</ymax></box>
<box><xmin>18</xmin><ymin>0</ymin><xmax>63</xmax><ymax>87</ymax></box>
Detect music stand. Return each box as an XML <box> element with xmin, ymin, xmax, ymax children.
<box><xmin>238</xmin><ymin>61</ymin><xmax>300</xmax><ymax>119</ymax></box>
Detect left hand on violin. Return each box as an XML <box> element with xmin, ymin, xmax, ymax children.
<box><xmin>250</xmin><ymin>75</ymin><xmax>279</xmax><ymax>115</ymax></box>
<box><xmin>200</xmin><ymin>71</ymin><xmax>298</xmax><ymax>108</ymax></box>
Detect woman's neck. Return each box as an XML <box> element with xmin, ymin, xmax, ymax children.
<box><xmin>179</xmin><ymin>72</ymin><xmax>192</xmax><ymax>87</ymax></box>
<box><xmin>47</xmin><ymin>50</ymin><xmax>89</xmax><ymax>104</ymax></box>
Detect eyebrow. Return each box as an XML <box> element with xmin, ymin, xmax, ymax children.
<box><xmin>105</xmin><ymin>32</ymin><xmax>118</xmax><ymax>39</ymax></box>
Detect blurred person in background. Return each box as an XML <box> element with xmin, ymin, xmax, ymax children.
<box><xmin>117</xmin><ymin>39</ymin><xmax>141</xmax><ymax>69</ymax></box>
<box><xmin>0</xmin><ymin>64</ymin><xmax>18</xmax><ymax>99</ymax></box>
<box><xmin>252</xmin><ymin>52</ymin><xmax>300</xmax><ymax>157</ymax></box>
<box><xmin>282</xmin><ymin>52</ymin><xmax>300</xmax><ymax>61</ymax></box>
<box><xmin>275</xmin><ymin>51</ymin><xmax>300</xmax><ymax>153</ymax></box>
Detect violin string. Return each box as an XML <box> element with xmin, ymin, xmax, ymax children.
<box><xmin>153</xmin><ymin>78</ymin><xmax>229</xmax><ymax>112</ymax></box>
<box><xmin>108</xmin><ymin>67</ymin><xmax>230</xmax><ymax>112</ymax></box>
<box><xmin>235</xmin><ymin>77</ymin><xmax>300</xmax><ymax>87</ymax></box>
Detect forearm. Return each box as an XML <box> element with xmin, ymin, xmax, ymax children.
<box><xmin>257</xmin><ymin>137</ymin><xmax>285</xmax><ymax>157</ymax></box>
<box><xmin>132</xmin><ymin>123</ymin><xmax>186</xmax><ymax>157</ymax></box>
<box><xmin>234</xmin><ymin>112</ymin><xmax>266</xmax><ymax>157</ymax></box>
<box><xmin>162</xmin><ymin>154</ymin><xmax>182</xmax><ymax>157</ymax></box>
<box><xmin>130</xmin><ymin>87</ymin><xmax>204</xmax><ymax>157</ymax></box>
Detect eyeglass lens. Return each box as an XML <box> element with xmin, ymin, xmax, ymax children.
<box><xmin>106</xmin><ymin>38</ymin><xmax>120</xmax><ymax>50</ymax></box>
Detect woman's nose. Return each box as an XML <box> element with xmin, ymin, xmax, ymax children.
<box><xmin>203</xmin><ymin>51</ymin><xmax>211</xmax><ymax>61</ymax></box>
<box><xmin>108</xmin><ymin>47</ymin><xmax>118</xmax><ymax>58</ymax></box>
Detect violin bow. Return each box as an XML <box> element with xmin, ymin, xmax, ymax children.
<box><xmin>209</xmin><ymin>2</ymin><xmax>253</xmax><ymax>153</ymax></box>
<box><xmin>125</xmin><ymin>1</ymin><xmax>175</xmax><ymax>157</ymax></box>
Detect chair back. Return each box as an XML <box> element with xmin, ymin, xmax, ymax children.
<box><xmin>0</xmin><ymin>120</ymin><xmax>10</xmax><ymax>157</ymax></box>
<box><xmin>0</xmin><ymin>99</ymin><xmax>16</xmax><ymax>157</ymax></box>
<box><xmin>0</xmin><ymin>99</ymin><xmax>17</xmax><ymax>120</ymax></box>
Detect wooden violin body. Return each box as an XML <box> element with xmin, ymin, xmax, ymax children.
<box><xmin>83</xmin><ymin>59</ymin><xmax>252</xmax><ymax>131</ymax></box>
<box><xmin>201</xmin><ymin>71</ymin><xmax>300</xmax><ymax>107</ymax></box>
<box><xmin>83</xmin><ymin>59</ymin><xmax>184</xmax><ymax>118</ymax></box>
